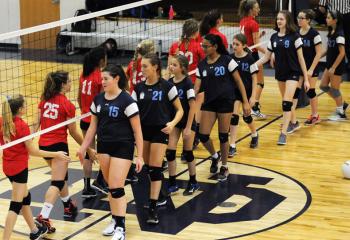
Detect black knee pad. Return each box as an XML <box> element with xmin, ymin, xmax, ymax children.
<box><xmin>65</xmin><ymin>172</ymin><xmax>68</xmax><ymax>181</ymax></box>
<box><xmin>282</xmin><ymin>101</ymin><xmax>293</xmax><ymax>112</ymax></box>
<box><xmin>198</xmin><ymin>133</ymin><xmax>210</xmax><ymax>143</ymax></box>
<box><xmin>230</xmin><ymin>114</ymin><xmax>239</xmax><ymax>126</ymax></box>
<box><xmin>22</xmin><ymin>192</ymin><xmax>31</xmax><ymax>206</ymax></box>
<box><xmin>320</xmin><ymin>85</ymin><xmax>330</xmax><ymax>92</ymax></box>
<box><xmin>243</xmin><ymin>115</ymin><xmax>253</xmax><ymax>124</ymax></box>
<box><xmin>307</xmin><ymin>88</ymin><xmax>316</xmax><ymax>99</ymax></box>
<box><xmin>149</xmin><ymin>166</ymin><xmax>163</xmax><ymax>181</ymax></box>
<box><xmin>166</xmin><ymin>149</ymin><xmax>176</xmax><ymax>162</ymax></box>
<box><xmin>9</xmin><ymin>201</ymin><xmax>22</xmax><ymax>214</ymax></box>
<box><xmin>110</xmin><ymin>188</ymin><xmax>125</xmax><ymax>198</ymax></box>
<box><xmin>257</xmin><ymin>83</ymin><xmax>264</xmax><ymax>89</ymax></box>
<box><xmin>293</xmin><ymin>88</ymin><xmax>301</xmax><ymax>99</ymax></box>
<box><xmin>183</xmin><ymin>150</ymin><xmax>194</xmax><ymax>163</ymax></box>
<box><xmin>51</xmin><ymin>180</ymin><xmax>65</xmax><ymax>191</ymax></box>
<box><xmin>218</xmin><ymin>132</ymin><xmax>229</xmax><ymax>143</ymax></box>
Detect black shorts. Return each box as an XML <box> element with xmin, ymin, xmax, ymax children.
<box><xmin>235</xmin><ymin>87</ymin><xmax>252</xmax><ymax>102</ymax></box>
<box><xmin>326</xmin><ymin>64</ymin><xmax>345</xmax><ymax>76</ymax></box>
<box><xmin>80</xmin><ymin>120</ymin><xmax>90</xmax><ymax>131</ymax></box>
<box><xmin>142</xmin><ymin>125</ymin><xmax>169</xmax><ymax>144</ymax></box>
<box><xmin>39</xmin><ymin>142</ymin><xmax>69</xmax><ymax>160</ymax></box>
<box><xmin>175</xmin><ymin>120</ymin><xmax>197</xmax><ymax>131</ymax></box>
<box><xmin>201</xmin><ymin>98</ymin><xmax>233</xmax><ymax>113</ymax></box>
<box><xmin>97</xmin><ymin>141</ymin><xmax>134</xmax><ymax>160</ymax></box>
<box><xmin>276</xmin><ymin>73</ymin><xmax>301</xmax><ymax>82</ymax></box>
<box><xmin>252</xmin><ymin>51</ymin><xmax>260</xmax><ymax>61</ymax></box>
<box><xmin>7</xmin><ymin>168</ymin><xmax>28</xmax><ymax>183</ymax></box>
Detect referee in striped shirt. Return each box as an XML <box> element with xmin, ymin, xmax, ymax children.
<box><xmin>319</xmin><ymin>0</ymin><xmax>350</xmax><ymax>70</ymax></box>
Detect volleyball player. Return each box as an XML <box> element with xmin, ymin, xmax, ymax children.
<box><xmin>168</xmin><ymin>19</ymin><xmax>205</xmax><ymax>152</ymax></box>
<box><xmin>239</xmin><ymin>0</ymin><xmax>267</xmax><ymax>119</ymax></box>
<box><xmin>199</xmin><ymin>9</ymin><xmax>229</xmax><ymax>49</ymax></box>
<box><xmin>195</xmin><ymin>34</ymin><xmax>250</xmax><ymax>181</ymax></box>
<box><xmin>78</xmin><ymin>64</ymin><xmax>143</xmax><ymax>240</ymax></box>
<box><xmin>320</xmin><ymin>10</ymin><xmax>348</xmax><ymax>121</ymax></box>
<box><xmin>78</xmin><ymin>47</ymin><xmax>107</xmax><ymax>198</ymax></box>
<box><xmin>256</xmin><ymin>10</ymin><xmax>309</xmax><ymax>145</ymax></box>
<box><xmin>166</xmin><ymin>55</ymin><xmax>198</xmax><ymax>195</ymax></box>
<box><xmin>35</xmin><ymin>71</ymin><xmax>94</xmax><ymax>233</ymax></box>
<box><xmin>0</xmin><ymin>95</ymin><xmax>69</xmax><ymax>240</ymax></box>
<box><xmin>297</xmin><ymin>9</ymin><xmax>323</xmax><ymax>125</ymax></box>
<box><xmin>131</xmin><ymin>53</ymin><xmax>183</xmax><ymax>224</ymax></box>
<box><xmin>229</xmin><ymin>34</ymin><xmax>259</xmax><ymax>157</ymax></box>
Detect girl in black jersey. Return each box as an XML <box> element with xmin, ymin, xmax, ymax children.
<box><xmin>256</xmin><ymin>10</ymin><xmax>309</xmax><ymax>145</ymax></box>
<box><xmin>132</xmin><ymin>53</ymin><xmax>183</xmax><ymax>224</ymax></box>
<box><xmin>320</xmin><ymin>10</ymin><xmax>348</xmax><ymax>121</ymax></box>
<box><xmin>229</xmin><ymin>34</ymin><xmax>259</xmax><ymax>157</ymax></box>
<box><xmin>77</xmin><ymin>64</ymin><xmax>144</xmax><ymax>240</ymax></box>
<box><xmin>297</xmin><ymin>9</ymin><xmax>323</xmax><ymax>125</ymax></box>
<box><xmin>195</xmin><ymin>34</ymin><xmax>250</xmax><ymax>182</ymax></box>
<box><xmin>166</xmin><ymin>55</ymin><xmax>198</xmax><ymax>196</ymax></box>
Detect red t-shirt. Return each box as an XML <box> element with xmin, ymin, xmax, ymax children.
<box><xmin>197</xmin><ymin>27</ymin><xmax>229</xmax><ymax>50</ymax></box>
<box><xmin>169</xmin><ymin>39</ymin><xmax>205</xmax><ymax>83</ymax></box>
<box><xmin>126</xmin><ymin>58</ymin><xmax>146</xmax><ymax>93</ymax></box>
<box><xmin>38</xmin><ymin>94</ymin><xmax>75</xmax><ymax>146</ymax></box>
<box><xmin>79</xmin><ymin>69</ymin><xmax>102</xmax><ymax>123</ymax></box>
<box><xmin>0</xmin><ymin>117</ymin><xmax>30</xmax><ymax>176</ymax></box>
<box><xmin>240</xmin><ymin>16</ymin><xmax>260</xmax><ymax>52</ymax></box>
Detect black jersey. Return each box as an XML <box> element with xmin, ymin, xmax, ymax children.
<box><xmin>326</xmin><ymin>30</ymin><xmax>346</xmax><ymax>69</ymax></box>
<box><xmin>196</xmin><ymin>54</ymin><xmax>238</xmax><ymax>104</ymax></box>
<box><xmin>169</xmin><ymin>76</ymin><xmax>195</xmax><ymax>126</ymax></box>
<box><xmin>230</xmin><ymin>53</ymin><xmax>258</xmax><ymax>94</ymax></box>
<box><xmin>299</xmin><ymin>27</ymin><xmax>322</xmax><ymax>69</ymax></box>
<box><xmin>90</xmin><ymin>91</ymin><xmax>139</xmax><ymax>142</ymax></box>
<box><xmin>268</xmin><ymin>32</ymin><xmax>303</xmax><ymax>80</ymax></box>
<box><xmin>131</xmin><ymin>78</ymin><xmax>178</xmax><ymax>126</ymax></box>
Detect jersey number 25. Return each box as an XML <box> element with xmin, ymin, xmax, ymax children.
<box><xmin>43</xmin><ymin>102</ymin><xmax>59</xmax><ymax>120</ymax></box>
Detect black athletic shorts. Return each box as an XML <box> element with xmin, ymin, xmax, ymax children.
<box><xmin>252</xmin><ymin>51</ymin><xmax>260</xmax><ymax>61</ymax></box>
<box><xmin>7</xmin><ymin>168</ymin><xmax>28</xmax><ymax>183</ymax></box>
<box><xmin>326</xmin><ymin>64</ymin><xmax>345</xmax><ymax>76</ymax></box>
<box><xmin>235</xmin><ymin>87</ymin><xmax>252</xmax><ymax>102</ymax></box>
<box><xmin>201</xmin><ymin>98</ymin><xmax>234</xmax><ymax>113</ymax></box>
<box><xmin>142</xmin><ymin>125</ymin><xmax>169</xmax><ymax>144</ymax></box>
<box><xmin>175</xmin><ymin>120</ymin><xmax>196</xmax><ymax>131</ymax></box>
<box><xmin>97</xmin><ymin>141</ymin><xmax>135</xmax><ymax>160</ymax></box>
<box><xmin>80</xmin><ymin>120</ymin><xmax>90</xmax><ymax>131</ymax></box>
<box><xmin>276</xmin><ymin>72</ymin><xmax>301</xmax><ymax>82</ymax></box>
<box><xmin>39</xmin><ymin>142</ymin><xmax>69</xmax><ymax>160</ymax></box>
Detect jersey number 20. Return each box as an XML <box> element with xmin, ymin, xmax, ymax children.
<box><xmin>214</xmin><ymin>66</ymin><xmax>225</xmax><ymax>76</ymax></box>
<box><xmin>43</xmin><ymin>102</ymin><xmax>59</xmax><ymax>120</ymax></box>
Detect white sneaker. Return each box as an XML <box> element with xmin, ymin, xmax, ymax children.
<box><xmin>328</xmin><ymin>112</ymin><xmax>347</xmax><ymax>121</ymax></box>
<box><xmin>102</xmin><ymin>218</ymin><xmax>116</xmax><ymax>236</ymax></box>
<box><xmin>111</xmin><ymin>227</ymin><xmax>125</xmax><ymax>240</ymax></box>
<box><xmin>252</xmin><ymin>109</ymin><xmax>267</xmax><ymax>120</ymax></box>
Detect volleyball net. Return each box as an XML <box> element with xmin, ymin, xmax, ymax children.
<box><xmin>0</xmin><ymin>0</ymin><xmax>275</xmax><ymax>150</ymax></box>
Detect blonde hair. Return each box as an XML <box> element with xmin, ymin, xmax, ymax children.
<box><xmin>132</xmin><ymin>39</ymin><xmax>155</xmax><ymax>73</ymax></box>
<box><xmin>1</xmin><ymin>95</ymin><xmax>25</xmax><ymax>142</ymax></box>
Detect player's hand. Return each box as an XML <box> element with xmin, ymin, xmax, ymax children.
<box><xmin>243</xmin><ymin>102</ymin><xmax>251</xmax><ymax>116</ymax></box>
<box><xmin>270</xmin><ymin>54</ymin><xmax>275</xmax><ymax>68</ymax></box>
<box><xmin>161</xmin><ymin>122</ymin><xmax>175</xmax><ymax>134</ymax></box>
<box><xmin>307</xmin><ymin>69</ymin><xmax>313</xmax><ymax>80</ymax></box>
<box><xmin>87</xmin><ymin>148</ymin><xmax>97</xmax><ymax>164</ymax></box>
<box><xmin>329</xmin><ymin>67</ymin><xmax>335</xmax><ymax>76</ymax></box>
<box><xmin>249</xmin><ymin>96</ymin><xmax>256</xmax><ymax>108</ymax></box>
<box><xmin>56</xmin><ymin>151</ymin><xmax>70</xmax><ymax>163</ymax></box>
<box><xmin>76</xmin><ymin>147</ymin><xmax>86</xmax><ymax>165</ymax></box>
<box><xmin>183</xmin><ymin>127</ymin><xmax>192</xmax><ymax>139</ymax></box>
<box><xmin>135</xmin><ymin>156</ymin><xmax>144</xmax><ymax>173</ymax></box>
<box><xmin>304</xmin><ymin>78</ymin><xmax>310</xmax><ymax>92</ymax></box>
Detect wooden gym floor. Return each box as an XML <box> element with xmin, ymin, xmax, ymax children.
<box><xmin>0</xmin><ymin>60</ymin><xmax>349</xmax><ymax>239</ymax></box>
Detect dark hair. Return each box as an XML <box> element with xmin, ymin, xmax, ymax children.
<box><xmin>233</xmin><ymin>33</ymin><xmax>251</xmax><ymax>53</ymax></box>
<box><xmin>142</xmin><ymin>53</ymin><xmax>162</xmax><ymax>77</ymax></box>
<box><xmin>299</xmin><ymin>9</ymin><xmax>315</xmax><ymax>21</ymax></box>
<box><xmin>102</xmin><ymin>64</ymin><xmax>128</xmax><ymax>90</ymax></box>
<box><xmin>42</xmin><ymin>71</ymin><xmax>69</xmax><ymax>101</ymax></box>
<box><xmin>1</xmin><ymin>95</ymin><xmax>25</xmax><ymax>142</ymax></box>
<box><xmin>82</xmin><ymin>47</ymin><xmax>106</xmax><ymax>77</ymax></box>
<box><xmin>199</xmin><ymin>9</ymin><xmax>223</xmax><ymax>36</ymax></box>
<box><xmin>238</xmin><ymin>0</ymin><xmax>258</xmax><ymax>17</ymax></box>
<box><xmin>174</xmin><ymin>54</ymin><xmax>189</xmax><ymax>75</ymax></box>
<box><xmin>327</xmin><ymin>10</ymin><xmax>343</xmax><ymax>37</ymax></box>
<box><xmin>274</xmin><ymin>10</ymin><xmax>298</xmax><ymax>34</ymax></box>
<box><xmin>181</xmin><ymin>19</ymin><xmax>199</xmax><ymax>40</ymax></box>
<box><xmin>204</xmin><ymin>34</ymin><xmax>229</xmax><ymax>55</ymax></box>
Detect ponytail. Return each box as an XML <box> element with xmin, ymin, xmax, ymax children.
<box><xmin>1</xmin><ymin>95</ymin><xmax>25</xmax><ymax>142</ymax></box>
<box><xmin>238</xmin><ymin>0</ymin><xmax>258</xmax><ymax>18</ymax></box>
<box><xmin>82</xmin><ymin>47</ymin><xmax>106</xmax><ymax>77</ymax></box>
<box><xmin>199</xmin><ymin>9</ymin><xmax>222</xmax><ymax>36</ymax></box>
<box><xmin>41</xmin><ymin>71</ymin><xmax>69</xmax><ymax>101</ymax></box>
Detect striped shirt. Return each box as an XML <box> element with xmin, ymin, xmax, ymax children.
<box><xmin>319</xmin><ymin>0</ymin><xmax>350</xmax><ymax>14</ymax></box>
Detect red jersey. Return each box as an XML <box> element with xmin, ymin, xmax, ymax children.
<box><xmin>38</xmin><ymin>94</ymin><xmax>76</xmax><ymax>146</ymax></box>
<box><xmin>169</xmin><ymin>39</ymin><xmax>205</xmax><ymax>83</ymax></box>
<box><xmin>240</xmin><ymin>16</ymin><xmax>260</xmax><ymax>52</ymax></box>
<box><xmin>0</xmin><ymin>117</ymin><xmax>30</xmax><ymax>176</ymax></box>
<box><xmin>197</xmin><ymin>27</ymin><xmax>229</xmax><ymax>50</ymax></box>
<box><xmin>126</xmin><ymin>58</ymin><xmax>146</xmax><ymax>93</ymax></box>
<box><xmin>79</xmin><ymin>69</ymin><xmax>102</xmax><ymax>123</ymax></box>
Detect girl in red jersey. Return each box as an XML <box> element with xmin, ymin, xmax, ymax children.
<box><xmin>199</xmin><ymin>9</ymin><xmax>229</xmax><ymax>49</ymax></box>
<box><xmin>78</xmin><ymin>47</ymin><xmax>107</xmax><ymax>198</ymax></box>
<box><xmin>169</xmin><ymin>19</ymin><xmax>205</xmax><ymax>152</ymax></box>
<box><xmin>239</xmin><ymin>0</ymin><xmax>267</xmax><ymax>119</ymax></box>
<box><xmin>126</xmin><ymin>39</ymin><xmax>155</xmax><ymax>93</ymax></box>
<box><xmin>0</xmin><ymin>95</ymin><xmax>69</xmax><ymax>240</ymax></box>
<box><xmin>35</xmin><ymin>71</ymin><xmax>94</xmax><ymax>233</ymax></box>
